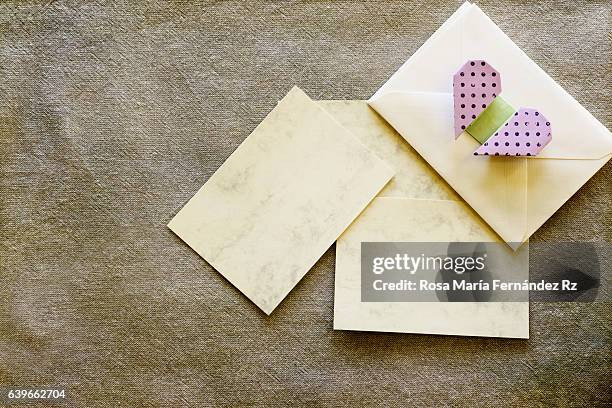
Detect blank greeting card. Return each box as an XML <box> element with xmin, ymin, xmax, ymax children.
<box><xmin>169</xmin><ymin>87</ymin><xmax>393</xmax><ymax>314</ymax></box>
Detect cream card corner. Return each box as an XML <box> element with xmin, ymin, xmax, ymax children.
<box><xmin>318</xmin><ymin>100</ymin><xmax>458</xmax><ymax>201</ymax></box>
<box><xmin>334</xmin><ymin>197</ymin><xmax>529</xmax><ymax>338</ymax></box>
<box><xmin>169</xmin><ymin>87</ymin><xmax>393</xmax><ymax>315</ymax></box>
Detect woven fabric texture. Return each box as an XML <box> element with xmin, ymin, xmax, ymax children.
<box><xmin>0</xmin><ymin>1</ymin><xmax>610</xmax><ymax>406</ymax></box>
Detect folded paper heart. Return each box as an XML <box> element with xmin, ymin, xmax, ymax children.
<box><xmin>453</xmin><ymin>60</ymin><xmax>552</xmax><ymax>156</ymax></box>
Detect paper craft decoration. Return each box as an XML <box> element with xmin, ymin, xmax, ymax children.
<box><xmin>323</xmin><ymin>101</ymin><xmax>527</xmax><ymax>338</ymax></box>
<box><xmin>474</xmin><ymin>108</ymin><xmax>552</xmax><ymax>156</ymax></box>
<box><xmin>368</xmin><ymin>1</ymin><xmax>612</xmax><ymax>247</ymax></box>
<box><xmin>453</xmin><ymin>59</ymin><xmax>501</xmax><ymax>137</ymax></box>
<box><xmin>453</xmin><ymin>60</ymin><xmax>552</xmax><ymax>156</ymax></box>
<box><xmin>169</xmin><ymin>87</ymin><xmax>393</xmax><ymax>315</ymax></box>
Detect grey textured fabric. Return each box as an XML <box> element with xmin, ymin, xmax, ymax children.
<box><xmin>0</xmin><ymin>1</ymin><xmax>610</xmax><ymax>407</ymax></box>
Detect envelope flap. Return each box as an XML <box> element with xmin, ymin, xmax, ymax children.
<box><xmin>371</xmin><ymin>3</ymin><xmax>612</xmax><ymax>160</ymax></box>
<box><xmin>369</xmin><ymin>91</ymin><xmax>527</xmax><ymax>247</ymax></box>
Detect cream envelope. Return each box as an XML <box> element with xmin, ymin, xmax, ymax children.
<box><xmin>169</xmin><ymin>87</ymin><xmax>393</xmax><ymax>315</ymax></box>
<box><xmin>369</xmin><ymin>2</ymin><xmax>612</xmax><ymax>247</ymax></box>
<box><xmin>322</xmin><ymin>101</ymin><xmax>528</xmax><ymax>338</ymax></box>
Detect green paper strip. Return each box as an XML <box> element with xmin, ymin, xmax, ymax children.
<box><xmin>466</xmin><ymin>96</ymin><xmax>515</xmax><ymax>144</ymax></box>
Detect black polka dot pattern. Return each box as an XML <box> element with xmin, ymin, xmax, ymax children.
<box><xmin>473</xmin><ymin>108</ymin><xmax>552</xmax><ymax>156</ymax></box>
<box><xmin>453</xmin><ymin>60</ymin><xmax>502</xmax><ymax>137</ymax></box>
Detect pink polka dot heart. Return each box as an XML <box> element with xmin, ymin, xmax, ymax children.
<box><xmin>453</xmin><ymin>60</ymin><xmax>501</xmax><ymax>137</ymax></box>
<box><xmin>473</xmin><ymin>108</ymin><xmax>552</xmax><ymax>156</ymax></box>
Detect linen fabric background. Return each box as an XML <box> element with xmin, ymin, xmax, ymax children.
<box><xmin>0</xmin><ymin>1</ymin><xmax>610</xmax><ymax>406</ymax></box>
